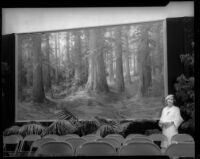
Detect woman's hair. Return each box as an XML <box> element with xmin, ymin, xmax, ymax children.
<box><xmin>165</xmin><ymin>94</ymin><xmax>176</xmax><ymax>104</ymax></box>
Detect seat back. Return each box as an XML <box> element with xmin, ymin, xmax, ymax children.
<box><xmin>43</xmin><ymin>134</ymin><xmax>59</xmax><ymax>140</ymax></box>
<box><xmin>125</xmin><ymin>137</ymin><xmax>153</xmax><ymax>145</ymax></box>
<box><xmin>165</xmin><ymin>142</ymin><xmax>195</xmax><ymax>158</ymax></box>
<box><xmin>35</xmin><ymin>141</ymin><xmax>74</xmax><ymax>156</ymax></box>
<box><xmin>76</xmin><ymin>141</ymin><xmax>117</xmax><ymax>156</ymax></box>
<box><xmin>171</xmin><ymin>134</ymin><xmax>194</xmax><ymax>143</ymax></box>
<box><xmin>81</xmin><ymin>134</ymin><xmax>101</xmax><ymax>141</ymax></box>
<box><xmin>126</xmin><ymin>134</ymin><xmax>146</xmax><ymax>139</ymax></box>
<box><xmin>149</xmin><ymin>133</ymin><xmax>167</xmax><ymax>141</ymax></box>
<box><xmin>28</xmin><ymin>138</ymin><xmax>56</xmax><ymax>156</ymax></box>
<box><xmin>65</xmin><ymin>134</ymin><xmax>80</xmax><ymax>138</ymax></box>
<box><xmin>105</xmin><ymin>134</ymin><xmax>124</xmax><ymax>145</ymax></box>
<box><xmin>65</xmin><ymin>138</ymin><xmax>87</xmax><ymax>156</ymax></box>
<box><xmin>19</xmin><ymin>134</ymin><xmax>41</xmax><ymax>156</ymax></box>
<box><xmin>97</xmin><ymin>138</ymin><xmax>121</xmax><ymax>150</ymax></box>
<box><xmin>58</xmin><ymin>134</ymin><xmax>80</xmax><ymax>141</ymax></box>
<box><xmin>3</xmin><ymin>135</ymin><xmax>23</xmax><ymax>156</ymax></box>
<box><xmin>3</xmin><ymin>135</ymin><xmax>22</xmax><ymax>144</ymax></box>
<box><xmin>149</xmin><ymin>134</ymin><xmax>168</xmax><ymax>148</ymax></box>
<box><xmin>119</xmin><ymin>142</ymin><xmax>161</xmax><ymax>156</ymax></box>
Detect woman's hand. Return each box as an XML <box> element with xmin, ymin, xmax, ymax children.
<box><xmin>163</xmin><ymin>121</ymin><xmax>174</xmax><ymax>128</ymax></box>
<box><xmin>159</xmin><ymin>121</ymin><xmax>164</xmax><ymax>128</ymax></box>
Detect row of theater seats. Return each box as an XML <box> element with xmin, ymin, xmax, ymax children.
<box><xmin>3</xmin><ymin>133</ymin><xmax>195</xmax><ymax>157</ymax></box>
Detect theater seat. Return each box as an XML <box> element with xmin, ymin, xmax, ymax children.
<box><xmin>124</xmin><ymin>137</ymin><xmax>154</xmax><ymax>145</ymax></box>
<box><xmin>171</xmin><ymin>134</ymin><xmax>194</xmax><ymax>144</ymax></box>
<box><xmin>28</xmin><ymin>138</ymin><xmax>56</xmax><ymax>156</ymax></box>
<box><xmin>97</xmin><ymin>138</ymin><xmax>121</xmax><ymax>152</ymax></box>
<box><xmin>42</xmin><ymin>134</ymin><xmax>59</xmax><ymax>140</ymax></box>
<box><xmin>105</xmin><ymin>134</ymin><xmax>124</xmax><ymax>145</ymax></box>
<box><xmin>76</xmin><ymin>141</ymin><xmax>117</xmax><ymax>156</ymax></box>
<box><xmin>81</xmin><ymin>134</ymin><xmax>101</xmax><ymax>141</ymax></box>
<box><xmin>165</xmin><ymin>142</ymin><xmax>195</xmax><ymax>158</ymax></box>
<box><xmin>3</xmin><ymin>135</ymin><xmax>23</xmax><ymax>157</ymax></box>
<box><xmin>65</xmin><ymin>138</ymin><xmax>87</xmax><ymax>156</ymax></box>
<box><xmin>119</xmin><ymin>141</ymin><xmax>161</xmax><ymax>156</ymax></box>
<box><xmin>58</xmin><ymin>134</ymin><xmax>80</xmax><ymax>141</ymax></box>
<box><xmin>35</xmin><ymin>141</ymin><xmax>74</xmax><ymax>156</ymax></box>
<box><xmin>149</xmin><ymin>133</ymin><xmax>168</xmax><ymax>148</ymax></box>
<box><xmin>19</xmin><ymin>134</ymin><xmax>41</xmax><ymax>156</ymax></box>
<box><xmin>126</xmin><ymin>134</ymin><xmax>146</xmax><ymax>140</ymax></box>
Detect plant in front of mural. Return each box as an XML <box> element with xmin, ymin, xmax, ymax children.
<box><xmin>41</xmin><ymin>120</ymin><xmax>77</xmax><ymax>136</ymax></box>
<box><xmin>174</xmin><ymin>42</ymin><xmax>194</xmax><ymax>133</ymax></box>
<box><xmin>3</xmin><ymin>125</ymin><xmax>21</xmax><ymax>136</ymax></box>
<box><xmin>18</xmin><ymin>121</ymin><xmax>46</xmax><ymax>137</ymax></box>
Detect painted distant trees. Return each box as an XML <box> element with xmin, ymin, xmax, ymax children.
<box><xmin>17</xmin><ymin>21</ymin><xmax>164</xmax><ymax>105</ymax></box>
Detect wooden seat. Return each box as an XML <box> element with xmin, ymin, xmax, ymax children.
<box><xmin>3</xmin><ymin>135</ymin><xmax>23</xmax><ymax>157</ymax></box>
<box><xmin>42</xmin><ymin>134</ymin><xmax>59</xmax><ymax>140</ymax></box>
<box><xmin>165</xmin><ymin>142</ymin><xmax>195</xmax><ymax>158</ymax></box>
<box><xmin>76</xmin><ymin>141</ymin><xmax>117</xmax><ymax>156</ymax></box>
<box><xmin>81</xmin><ymin>134</ymin><xmax>101</xmax><ymax>141</ymax></box>
<box><xmin>171</xmin><ymin>134</ymin><xmax>194</xmax><ymax>144</ymax></box>
<box><xmin>35</xmin><ymin>141</ymin><xmax>74</xmax><ymax>156</ymax></box>
<box><xmin>19</xmin><ymin>134</ymin><xmax>41</xmax><ymax>156</ymax></box>
<box><xmin>119</xmin><ymin>142</ymin><xmax>161</xmax><ymax>156</ymax></box>
<box><xmin>149</xmin><ymin>133</ymin><xmax>168</xmax><ymax>148</ymax></box>
<box><xmin>65</xmin><ymin>137</ymin><xmax>87</xmax><ymax>156</ymax></box>
<box><xmin>105</xmin><ymin>134</ymin><xmax>124</xmax><ymax>145</ymax></box>
<box><xmin>97</xmin><ymin>138</ymin><xmax>121</xmax><ymax>152</ymax></box>
<box><xmin>58</xmin><ymin>134</ymin><xmax>80</xmax><ymax>141</ymax></box>
<box><xmin>124</xmin><ymin>137</ymin><xmax>154</xmax><ymax>145</ymax></box>
<box><xmin>28</xmin><ymin>138</ymin><xmax>56</xmax><ymax>156</ymax></box>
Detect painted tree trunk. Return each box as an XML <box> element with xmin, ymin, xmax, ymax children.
<box><xmin>86</xmin><ymin>28</ymin><xmax>109</xmax><ymax>92</ymax></box>
<box><xmin>115</xmin><ymin>27</ymin><xmax>125</xmax><ymax>92</ymax></box>
<box><xmin>32</xmin><ymin>34</ymin><xmax>45</xmax><ymax>103</ymax></box>
<box><xmin>43</xmin><ymin>33</ymin><xmax>52</xmax><ymax>92</ymax></box>
<box><xmin>73</xmin><ymin>30</ymin><xmax>82</xmax><ymax>86</ymax></box>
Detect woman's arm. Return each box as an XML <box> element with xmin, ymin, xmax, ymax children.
<box><xmin>172</xmin><ymin>107</ymin><xmax>184</xmax><ymax>128</ymax></box>
<box><xmin>159</xmin><ymin>108</ymin><xmax>165</xmax><ymax>128</ymax></box>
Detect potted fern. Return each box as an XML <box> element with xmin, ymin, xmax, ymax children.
<box><xmin>18</xmin><ymin>121</ymin><xmax>45</xmax><ymax>137</ymax></box>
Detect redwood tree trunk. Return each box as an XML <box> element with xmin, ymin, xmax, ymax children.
<box><xmin>32</xmin><ymin>34</ymin><xmax>45</xmax><ymax>103</ymax></box>
<box><xmin>124</xmin><ymin>27</ymin><xmax>131</xmax><ymax>83</ymax></box>
<box><xmin>86</xmin><ymin>28</ymin><xmax>109</xmax><ymax>92</ymax></box>
<box><xmin>115</xmin><ymin>26</ymin><xmax>125</xmax><ymax>92</ymax></box>
<box><xmin>45</xmin><ymin>33</ymin><xmax>51</xmax><ymax>91</ymax></box>
<box><xmin>73</xmin><ymin>30</ymin><xmax>82</xmax><ymax>86</ymax></box>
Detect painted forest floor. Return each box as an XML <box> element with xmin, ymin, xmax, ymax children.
<box><xmin>17</xmin><ymin>81</ymin><xmax>163</xmax><ymax>121</ymax></box>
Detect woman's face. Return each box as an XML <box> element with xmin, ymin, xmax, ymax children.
<box><xmin>166</xmin><ymin>97</ymin><xmax>174</xmax><ymax>106</ymax></box>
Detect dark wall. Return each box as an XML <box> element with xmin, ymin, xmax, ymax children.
<box><xmin>166</xmin><ymin>17</ymin><xmax>194</xmax><ymax>94</ymax></box>
<box><xmin>1</xmin><ymin>17</ymin><xmax>194</xmax><ymax>129</ymax></box>
<box><xmin>2</xmin><ymin>34</ymin><xmax>15</xmax><ymax>130</ymax></box>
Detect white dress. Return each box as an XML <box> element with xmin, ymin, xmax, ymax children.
<box><xmin>159</xmin><ymin>105</ymin><xmax>183</xmax><ymax>148</ymax></box>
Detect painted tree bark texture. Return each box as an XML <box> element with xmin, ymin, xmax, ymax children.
<box><xmin>86</xmin><ymin>28</ymin><xmax>109</xmax><ymax>92</ymax></box>
<box><xmin>115</xmin><ymin>26</ymin><xmax>125</xmax><ymax>92</ymax></box>
<box><xmin>32</xmin><ymin>34</ymin><xmax>45</xmax><ymax>103</ymax></box>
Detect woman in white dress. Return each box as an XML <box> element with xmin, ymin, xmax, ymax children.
<box><xmin>159</xmin><ymin>94</ymin><xmax>184</xmax><ymax>148</ymax></box>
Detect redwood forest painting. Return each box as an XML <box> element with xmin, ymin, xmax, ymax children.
<box><xmin>16</xmin><ymin>20</ymin><xmax>166</xmax><ymax>121</ymax></box>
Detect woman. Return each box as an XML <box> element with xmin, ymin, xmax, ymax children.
<box><xmin>159</xmin><ymin>94</ymin><xmax>183</xmax><ymax>148</ymax></box>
